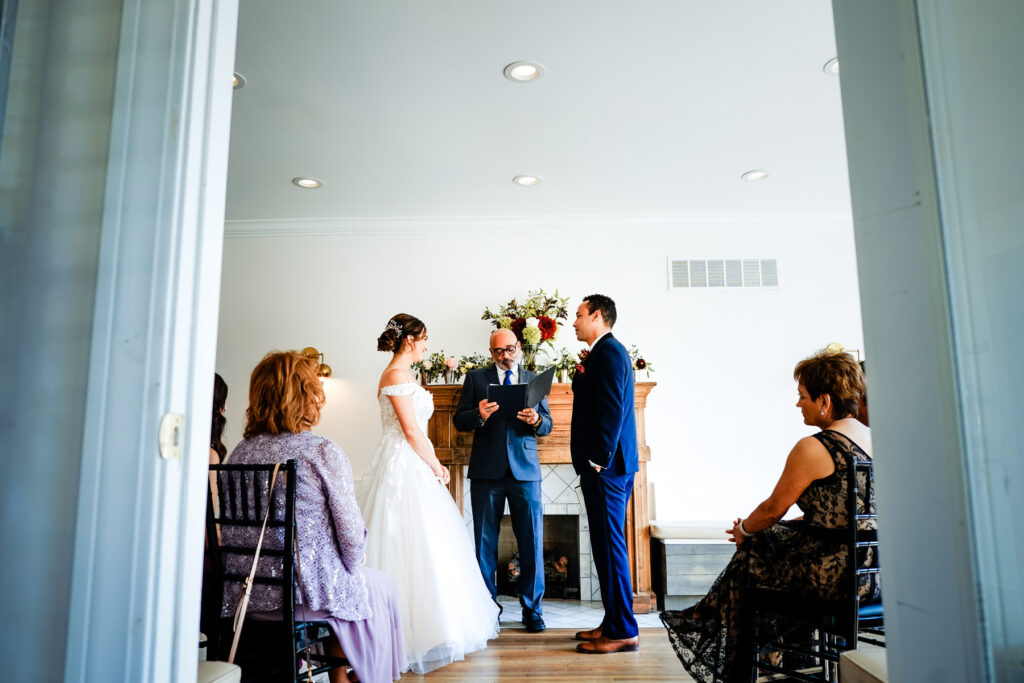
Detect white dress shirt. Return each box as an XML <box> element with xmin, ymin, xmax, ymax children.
<box><xmin>496</xmin><ymin>363</ymin><xmax>520</xmax><ymax>384</ymax></box>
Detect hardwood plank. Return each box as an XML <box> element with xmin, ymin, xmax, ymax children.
<box><xmin>400</xmin><ymin>628</ymin><xmax>691</xmax><ymax>681</ymax></box>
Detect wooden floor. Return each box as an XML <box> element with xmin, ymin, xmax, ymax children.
<box><xmin>401</xmin><ymin>628</ymin><xmax>693</xmax><ymax>682</ymax></box>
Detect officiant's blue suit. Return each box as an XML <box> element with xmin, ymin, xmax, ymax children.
<box><xmin>453</xmin><ymin>365</ymin><xmax>552</xmax><ymax>619</ymax></box>
<box><xmin>570</xmin><ymin>333</ymin><xmax>639</xmax><ymax>640</ymax></box>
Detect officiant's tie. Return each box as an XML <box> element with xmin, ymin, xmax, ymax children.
<box><xmin>504</xmin><ymin>370</ymin><xmax>512</xmax><ymax>385</ymax></box>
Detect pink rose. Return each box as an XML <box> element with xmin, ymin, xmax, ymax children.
<box><xmin>575</xmin><ymin>363</ymin><xmax>586</xmax><ymax>375</ymax></box>
<box><xmin>445</xmin><ymin>357</ymin><xmax>458</xmax><ymax>369</ymax></box>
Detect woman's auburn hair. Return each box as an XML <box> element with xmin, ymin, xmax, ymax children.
<box><xmin>244</xmin><ymin>350</ymin><xmax>325</xmax><ymax>438</ymax></box>
<box><xmin>793</xmin><ymin>348</ymin><xmax>865</xmax><ymax>421</ymax></box>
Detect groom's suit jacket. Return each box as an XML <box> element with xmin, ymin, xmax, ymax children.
<box><xmin>453</xmin><ymin>364</ymin><xmax>553</xmax><ymax>481</ymax></box>
<box><xmin>570</xmin><ymin>333</ymin><xmax>639</xmax><ymax>476</ymax></box>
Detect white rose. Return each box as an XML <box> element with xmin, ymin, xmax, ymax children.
<box><xmin>466</xmin><ymin>362</ymin><xmax>475</xmax><ymax>369</ymax></box>
<box><xmin>525</xmin><ymin>317</ymin><xmax>540</xmax><ymax>328</ymax></box>
<box><xmin>422</xmin><ymin>361</ymin><xmax>433</xmax><ymax>370</ymax></box>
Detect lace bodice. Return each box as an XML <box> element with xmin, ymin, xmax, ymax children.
<box><xmin>378</xmin><ymin>382</ymin><xmax>434</xmax><ymax>436</ymax></box>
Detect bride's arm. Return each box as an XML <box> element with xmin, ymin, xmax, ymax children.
<box><xmin>388</xmin><ymin>393</ymin><xmax>447</xmax><ymax>481</ymax></box>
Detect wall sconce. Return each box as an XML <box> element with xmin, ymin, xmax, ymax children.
<box><xmin>301</xmin><ymin>346</ymin><xmax>332</xmax><ymax>378</ymax></box>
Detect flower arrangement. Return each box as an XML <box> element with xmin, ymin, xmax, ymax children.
<box><xmin>456</xmin><ymin>352</ymin><xmax>492</xmax><ymax>380</ymax></box>
<box><xmin>412</xmin><ymin>350</ymin><xmax>454</xmax><ymax>384</ymax></box>
<box><xmin>551</xmin><ymin>348</ymin><xmax>581</xmax><ymax>381</ymax></box>
<box><xmin>481</xmin><ymin>289</ymin><xmax>571</xmax><ymax>370</ymax></box>
<box><xmin>628</xmin><ymin>345</ymin><xmax>655</xmax><ymax>378</ymax></box>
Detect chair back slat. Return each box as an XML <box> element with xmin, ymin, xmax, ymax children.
<box><xmin>203</xmin><ymin>459</ymin><xmax>348</xmax><ymax>681</ymax></box>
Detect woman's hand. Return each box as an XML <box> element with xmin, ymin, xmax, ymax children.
<box><xmin>727</xmin><ymin>517</ymin><xmax>746</xmax><ymax>546</ymax></box>
<box><xmin>433</xmin><ymin>464</ymin><xmax>451</xmax><ymax>486</ymax></box>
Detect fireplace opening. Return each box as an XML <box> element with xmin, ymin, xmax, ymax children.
<box><xmin>496</xmin><ymin>514</ymin><xmax>580</xmax><ymax>599</ymax></box>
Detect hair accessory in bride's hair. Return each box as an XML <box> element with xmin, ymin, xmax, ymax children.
<box><xmin>386</xmin><ymin>319</ymin><xmax>403</xmax><ymax>335</ymax></box>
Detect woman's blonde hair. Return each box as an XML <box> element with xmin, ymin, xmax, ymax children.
<box><xmin>244</xmin><ymin>351</ymin><xmax>325</xmax><ymax>438</ymax></box>
<box><xmin>793</xmin><ymin>348</ymin><xmax>865</xmax><ymax>421</ymax></box>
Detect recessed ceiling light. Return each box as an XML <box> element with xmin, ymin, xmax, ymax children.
<box><xmin>232</xmin><ymin>72</ymin><xmax>246</xmax><ymax>89</ymax></box>
<box><xmin>823</xmin><ymin>57</ymin><xmax>839</xmax><ymax>75</ymax></box>
<box><xmin>741</xmin><ymin>170</ymin><xmax>769</xmax><ymax>182</ymax></box>
<box><xmin>512</xmin><ymin>175</ymin><xmax>542</xmax><ymax>186</ymax></box>
<box><xmin>292</xmin><ymin>177</ymin><xmax>322</xmax><ymax>189</ymax></box>
<box><xmin>503</xmin><ymin>61</ymin><xmax>545</xmax><ymax>83</ymax></box>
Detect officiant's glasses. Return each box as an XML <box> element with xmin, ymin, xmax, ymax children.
<box><xmin>490</xmin><ymin>345</ymin><xmax>518</xmax><ymax>356</ymax></box>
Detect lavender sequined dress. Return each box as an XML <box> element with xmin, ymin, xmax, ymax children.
<box><xmin>357</xmin><ymin>382</ymin><xmax>499</xmax><ymax>674</ymax></box>
<box><xmin>223</xmin><ymin>431</ymin><xmax>406</xmax><ymax>683</ymax></box>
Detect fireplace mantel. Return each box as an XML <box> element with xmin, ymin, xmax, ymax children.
<box><xmin>425</xmin><ymin>380</ymin><xmax>656</xmax><ymax>613</ymax></box>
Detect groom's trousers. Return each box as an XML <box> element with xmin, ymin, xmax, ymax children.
<box><xmin>470</xmin><ymin>471</ymin><xmax>545</xmax><ymax>618</ymax></box>
<box><xmin>580</xmin><ymin>467</ymin><xmax>638</xmax><ymax>640</ymax></box>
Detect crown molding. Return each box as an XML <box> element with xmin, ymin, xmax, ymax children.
<box><xmin>224</xmin><ymin>211</ymin><xmax>853</xmax><ymax>237</ymax></box>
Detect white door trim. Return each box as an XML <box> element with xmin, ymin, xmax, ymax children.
<box><xmin>65</xmin><ymin>1</ymin><xmax>238</xmax><ymax>681</ymax></box>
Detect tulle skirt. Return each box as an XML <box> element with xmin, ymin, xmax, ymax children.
<box><xmin>357</xmin><ymin>433</ymin><xmax>499</xmax><ymax>674</ymax></box>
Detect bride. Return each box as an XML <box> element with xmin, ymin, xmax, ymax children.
<box><xmin>357</xmin><ymin>313</ymin><xmax>499</xmax><ymax>673</ymax></box>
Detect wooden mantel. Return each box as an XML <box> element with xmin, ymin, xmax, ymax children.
<box><xmin>425</xmin><ymin>381</ymin><xmax>657</xmax><ymax>614</ymax></box>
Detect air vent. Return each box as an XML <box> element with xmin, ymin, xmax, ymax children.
<box><xmin>668</xmin><ymin>259</ymin><xmax>779</xmax><ymax>289</ymax></box>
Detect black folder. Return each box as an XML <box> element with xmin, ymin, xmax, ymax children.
<box><xmin>486</xmin><ymin>366</ymin><xmax>556</xmax><ymax>418</ymax></box>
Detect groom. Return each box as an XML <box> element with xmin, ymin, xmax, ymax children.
<box><xmin>453</xmin><ymin>328</ymin><xmax>552</xmax><ymax>633</ymax></box>
<box><xmin>570</xmin><ymin>294</ymin><xmax>640</xmax><ymax>654</ymax></box>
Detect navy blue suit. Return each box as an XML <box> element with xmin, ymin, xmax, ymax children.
<box><xmin>570</xmin><ymin>333</ymin><xmax>639</xmax><ymax>640</ymax></box>
<box><xmin>453</xmin><ymin>364</ymin><xmax>552</xmax><ymax>618</ymax></box>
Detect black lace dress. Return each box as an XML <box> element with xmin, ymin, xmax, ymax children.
<box><xmin>660</xmin><ymin>430</ymin><xmax>881</xmax><ymax>683</ymax></box>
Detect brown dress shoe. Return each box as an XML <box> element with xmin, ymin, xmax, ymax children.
<box><xmin>575</xmin><ymin>635</ymin><xmax>639</xmax><ymax>654</ymax></box>
<box><xmin>573</xmin><ymin>626</ymin><xmax>602</xmax><ymax>641</ymax></box>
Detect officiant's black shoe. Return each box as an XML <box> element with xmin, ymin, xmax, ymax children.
<box><xmin>523</xmin><ymin>612</ymin><xmax>546</xmax><ymax>633</ymax></box>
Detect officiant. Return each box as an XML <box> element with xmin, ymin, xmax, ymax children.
<box><xmin>453</xmin><ymin>328</ymin><xmax>553</xmax><ymax>633</ymax></box>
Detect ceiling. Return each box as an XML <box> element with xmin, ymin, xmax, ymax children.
<box><xmin>225</xmin><ymin>1</ymin><xmax>851</xmax><ymax>230</ymax></box>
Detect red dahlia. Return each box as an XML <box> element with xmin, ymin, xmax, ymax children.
<box><xmin>538</xmin><ymin>315</ymin><xmax>557</xmax><ymax>340</ymax></box>
<box><xmin>510</xmin><ymin>317</ymin><xmax>527</xmax><ymax>341</ymax></box>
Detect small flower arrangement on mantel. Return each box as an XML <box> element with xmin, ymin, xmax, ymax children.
<box><xmin>456</xmin><ymin>352</ymin><xmax>492</xmax><ymax>381</ymax></box>
<box><xmin>413</xmin><ymin>350</ymin><xmax>455</xmax><ymax>385</ymax></box>
<box><xmin>629</xmin><ymin>345</ymin><xmax>655</xmax><ymax>380</ymax></box>
<box><xmin>551</xmin><ymin>348</ymin><xmax>581</xmax><ymax>383</ymax></box>
<box><xmin>481</xmin><ymin>289</ymin><xmax>571</xmax><ymax>371</ymax></box>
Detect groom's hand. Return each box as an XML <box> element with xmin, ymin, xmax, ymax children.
<box><xmin>479</xmin><ymin>399</ymin><xmax>499</xmax><ymax>420</ymax></box>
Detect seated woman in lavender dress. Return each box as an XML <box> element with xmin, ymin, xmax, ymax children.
<box><xmin>223</xmin><ymin>350</ymin><xmax>406</xmax><ymax>683</ymax></box>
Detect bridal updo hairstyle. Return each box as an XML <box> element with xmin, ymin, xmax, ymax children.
<box><xmin>793</xmin><ymin>348</ymin><xmax>865</xmax><ymax>421</ymax></box>
<box><xmin>243</xmin><ymin>350</ymin><xmax>326</xmax><ymax>438</ymax></box>
<box><xmin>377</xmin><ymin>313</ymin><xmax>426</xmax><ymax>353</ymax></box>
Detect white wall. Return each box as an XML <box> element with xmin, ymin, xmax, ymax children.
<box><xmin>216</xmin><ymin>220</ymin><xmax>863</xmax><ymax>521</ymax></box>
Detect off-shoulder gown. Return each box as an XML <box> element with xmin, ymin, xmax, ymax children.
<box><xmin>357</xmin><ymin>382</ymin><xmax>499</xmax><ymax>674</ymax></box>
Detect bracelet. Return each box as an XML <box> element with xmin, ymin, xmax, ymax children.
<box><xmin>738</xmin><ymin>519</ymin><xmax>754</xmax><ymax>537</ymax></box>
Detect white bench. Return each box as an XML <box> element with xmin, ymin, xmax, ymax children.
<box><xmin>650</xmin><ymin>521</ymin><xmax>735</xmax><ymax>610</ymax></box>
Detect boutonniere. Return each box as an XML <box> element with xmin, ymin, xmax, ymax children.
<box><xmin>575</xmin><ymin>349</ymin><xmax>589</xmax><ymax>375</ymax></box>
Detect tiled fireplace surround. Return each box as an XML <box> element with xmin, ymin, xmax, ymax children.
<box><xmin>460</xmin><ymin>464</ymin><xmax>601</xmax><ymax>601</ymax></box>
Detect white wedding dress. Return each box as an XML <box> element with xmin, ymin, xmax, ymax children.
<box><xmin>357</xmin><ymin>382</ymin><xmax>499</xmax><ymax>674</ymax></box>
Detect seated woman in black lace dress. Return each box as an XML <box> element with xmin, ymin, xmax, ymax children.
<box><xmin>660</xmin><ymin>348</ymin><xmax>880</xmax><ymax>683</ymax></box>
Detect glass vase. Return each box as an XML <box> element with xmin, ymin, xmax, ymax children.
<box><xmin>522</xmin><ymin>344</ymin><xmax>539</xmax><ymax>372</ymax></box>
